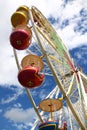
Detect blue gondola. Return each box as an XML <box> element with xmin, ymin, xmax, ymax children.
<box><xmin>38</xmin><ymin>121</ymin><xmax>59</xmax><ymax>130</ymax></box>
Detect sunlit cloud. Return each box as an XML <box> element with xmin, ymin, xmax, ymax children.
<box><xmin>4</xmin><ymin>107</ymin><xmax>37</xmax><ymax>123</ymax></box>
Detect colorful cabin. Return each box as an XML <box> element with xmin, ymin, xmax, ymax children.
<box><xmin>21</xmin><ymin>54</ymin><xmax>44</xmax><ymax>71</ymax></box>
<box><xmin>38</xmin><ymin>121</ymin><xmax>59</xmax><ymax>130</ymax></box>
<box><xmin>38</xmin><ymin>120</ymin><xmax>67</xmax><ymax>130</ymax></box>
<box><xmin>10</xmin><ymin>25</ymin><xmax>32</xmax><ymax>50</ymax></box>
<box><xmin>18</xmin><ymin>66</ymin><xmax>44</xmax><ymax>88</ymax></box>
<box><xmin>38</xmin><ymin>99</ymin><xmax>63</xmax><ymax>130</ymax></box>
<box><xmin>11</xmin><ymin>5</ymin><xmax>29</xmax><ymax>27</ymax></box>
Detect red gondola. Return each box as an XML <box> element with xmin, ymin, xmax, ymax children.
<box><xmin>10</xmin><ymin>25</ymin><xmax>32</xmax><ymax>50</ymax></box>
<box><xmin>18</xmin><ymin>66</ymin><xmax>44</xmax><ymax>88</ymax></box>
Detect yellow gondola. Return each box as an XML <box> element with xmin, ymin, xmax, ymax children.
<box><xmin>11</xmin><ymin>5</ymin><xmax>29</xmax><ymax>27</ymax></box>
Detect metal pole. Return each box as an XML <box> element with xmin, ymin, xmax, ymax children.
<box><xmin>66</xmin><ymin>74</ymin><xmax>75</xmax><ymax>96</ymax></box>
<box><xmin>13</xmin><ymin>48</ymin><xmax>20</xmax><ymax>70</ymax></box>
<box><xmin>25</xmin><ymin>88</ymin><xmax>43</xmax><ymax>122</ymax></box>
<box><xmin>78</xmin><ymin>71</ymin><xmax>87</xmax><ymax>120</ymax></box>
<box><xmin>67</xmin><ymin>106</ymin><xmax>74</xmax><ymax>130</ymax></box>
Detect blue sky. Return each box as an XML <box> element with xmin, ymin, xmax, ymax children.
<box><xmin>0</xmin><ymin>0</ymin><xmax>87</xmax><ymax>130</ymax></box>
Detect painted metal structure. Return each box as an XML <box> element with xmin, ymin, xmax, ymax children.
<box><xmin>10</xmin><ymin>5</ymin><xmax>87</xmax><ymax>130</ymax></box>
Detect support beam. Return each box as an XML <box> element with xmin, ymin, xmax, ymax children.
<box><xmin>29</xmin><ymin>8</ymin><xmax>87</xmax><ymax>130</ymax></box>
<box><xmin>45</xmin><ymin>56</ymin><xmax>87</xmax><ymax>130</ymax></box>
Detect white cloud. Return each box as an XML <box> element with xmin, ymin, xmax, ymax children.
<box><xmin>4</xmin><ymin>107</ymin><xmax>36</xmax><ymax>123</ymax></box>
<box><xmin>0</xmin><ymin>109</ymin><xmax>2</xmax><ymax>113</ymax></box>
<box><xmin>1</xmin><ymin>88</ymin><xmax>23</xmax><ymax>104</ymax></box>
<box><xmin>38</xmin><ymin>89</ymin><xmax>47</xmax><ymax>100</ymax></box>
<box><xmin>13</xmin><ymin>123</ymin><xmax>29</xmax><ymax>130</ymax></box>
<box><xmin>75</xmin><ymin>52</ymin><xmax>82</xmax><ymax>59</ymax></box>
<box><xmin>14</xmin><ymin>103</ymin><xmax>22</xmax><ymax>108</ymax></box>
<box><xmin>60</xmin><ymin>27</ymin><xmax>87</xmax><ymax>49</ymax></box>
<box><xmin>4</xmin><ymin>107</ymin><xmax>37</xmax><ymax>130</ymax></box>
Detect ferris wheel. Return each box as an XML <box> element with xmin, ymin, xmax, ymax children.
<box><xmin>9</xmin><ymin>5</ymin><xmax>87</xmax><ymax>130</ymax></box>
